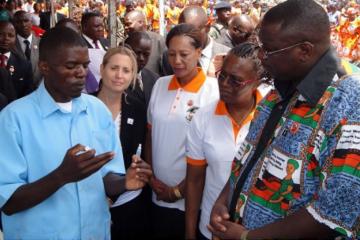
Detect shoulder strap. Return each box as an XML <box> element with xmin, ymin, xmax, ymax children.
<box><xmin>229</xmin><ymin>96</ymin><xmax>292</xmax><ymax>222</ymax></box>
<box><xmin>212</xmin><ymin>24</ymin><xmax>222</xmax><ymax>34</ymax></box>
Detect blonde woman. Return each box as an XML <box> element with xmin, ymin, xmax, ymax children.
<box><xmin>95</xmin><ymin>46</ymin><xmax>151</xmax><ymax>239</ymax></box>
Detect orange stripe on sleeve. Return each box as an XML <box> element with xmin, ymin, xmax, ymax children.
<box><xmin>186</xmin><ymin>157</ymin><xmax>207</xmax><ymax>166</ymax></box>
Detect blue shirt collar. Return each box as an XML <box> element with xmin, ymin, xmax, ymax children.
<box><xmin>36</xmin><ymin>81</ymin><xmax>88</xmax><ymax>118</ymax></box>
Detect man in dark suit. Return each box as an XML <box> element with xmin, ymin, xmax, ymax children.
<box><xmin>80</xmin><ymin>12</ymin><xmax>109</xmax><ymax>93</ymax></box>
<box><xmin>13</xmin><ymin>10</ymin><xmax>41</xmax><ymax>86</ymax></box>
<box><xmin>161</xmin><ymin>6</ymin><xmax>230</xmax><ymax>76</ymax></box>
<box><xmin>124</xmin><ymin>10</ymin><xmax>166</xmax><ymax>75</ymax></box>
<box><xmin>124</xmin><ymin>31</ymin><xmax>159</xmax><ymax>108</ymax></box>
<box><xmin>39</xmin><ymin>1</ymin><xmax>65</xmax><ymax>31</ymax></box>
<box><xmin>81</xmin><ymin>11</ymin><xmax>109</xmax><ymax>51</ymax></box>
<box><xmin>0</xmin><ymin>21</ymin><xmax>33</xmax><ymax>99</ymax></box>
<box><xmin>0</xmin><ymin>67</ymin><xmax>15</xmax><ymax>109</ymax></box>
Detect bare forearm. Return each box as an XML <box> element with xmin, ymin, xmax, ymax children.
<box><xmin>2</xmin><ymin>169</ymin><xmax>65</xmax><ymax>215</ymax></box>
<box><xmin>144</xmin><ymin>130</ymin><xmax>152</xmax><ymax>167</ymax></box>
<box><xmin>103</xmin><ymin>173</ymin><xmax>127</xmax><ymax>197</ymax></box>
<box><xmin>215</xmin><ymin>179</ymin><xmax>230</xmax><ymax>207</ymax></box>
<box><xmin>185</xmin><ymin>169</ymin><xmax>205</xmax><ymax>239</ymax></box>
<box><xmin>248</xmin><ymin>208</ymin><xmax>336</xmax><ymax>239</ymax></box>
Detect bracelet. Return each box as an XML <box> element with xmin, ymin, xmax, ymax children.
<box><xmin>241</xmin><ymin>230</ymin><xmax>249</xmax><ymax>240</ymax></box>
<box><xmin>173</xmin><ymin>186</ymin><xmax>182</xmax><ymax>199</ymax></box>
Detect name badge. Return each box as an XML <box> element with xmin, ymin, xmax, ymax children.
<box><xmin>127</xmin><ymin>118</ymin><xmax>134</xmax><ymax>125</ymax></box>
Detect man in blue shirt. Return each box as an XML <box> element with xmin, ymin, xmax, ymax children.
<box><xmin>0</xmin><ymin>27</ymin><xmax>152</xmax><ymax>239</ymax></box>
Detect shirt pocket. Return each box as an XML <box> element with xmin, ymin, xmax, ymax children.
<box><xmin>91</xmin><ymin>127</ymin><xmax>114</xmax><ymax>155</ymax></box>
<box><xmin>272</xmin><ymin>119</ymin><xmax>314</xmax><ymax>159</ymax></box>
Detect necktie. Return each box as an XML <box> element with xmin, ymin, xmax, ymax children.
<box><xmin>93</xmin><ymin>40</ymin><xmax>100</xmax><ymax>49</ymax></box>
<box><xmin>24</xmin><ymin>39</ymin><xmax>31</xmax><ymax>61</ymax></box>
<box><xmin>0</xmin><ymin>54</ymin><xmax>8</xmax><ymax>68</ymax></box>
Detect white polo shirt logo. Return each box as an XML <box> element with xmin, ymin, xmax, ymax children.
<box><xmin>147</xmin><ymin>68</ymin><xmax>220</xmax><ymax>211</ymax></box>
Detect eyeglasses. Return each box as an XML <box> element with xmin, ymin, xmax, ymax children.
<box><xmin>232</xmin><ymin>26</ymin><xmax>252</xmax><ymax>39</ymax></box>
<box><xmin>216</xmin><ymin>71</ymin><xmax>257</xmax><ymax>88</ymax></box>
<box><xmin>258</xmin><ymin>41</ymin><xmax>314</xmax><ymax>59</ymax></box>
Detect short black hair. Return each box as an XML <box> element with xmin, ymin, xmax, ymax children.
<box><xmin>81</xmin><ymin>11</ymin><xmax>101</xmax><ymax>28</ymax></box>
<box><xmin>55</xmin><ymin>18</ymin><xmax>80</xmax><ymax>33</ymax></box>
<box><xmin>39</xmin><ymin>27</ymin><xmax>87</xmax><ymax>61</ymax></box>
<box><xmin>262</xmin><ymin>0</ymin><xmax>330</xmax><ymax>44</ymax></box>
<box><xmin>124</xmin><ymin>31</ymin><xmax>151</xmax><ymax>45</ymax></box>
<box><xmin>166</xmin><ymin>23</ymin><xmax>202</xmax><ymax>49</ymax></box>
<box><xmin>0</xmin><ymin>20</ymin><xmax>13</xmax><ymax>29</ymax></box>
<box><xmin>230</xmin><ymin>42</ymin><xmax>258</xmax><ymax>58</ymax></box>
<box><xmin>12</xmin><ymin>10</ymin><xmax>28</xmax><ymax>20</ymax></box>
<box><xmin>56</xmin><ymin>18</ymin><xmax>77</xmax><ymax>27</ymax></box>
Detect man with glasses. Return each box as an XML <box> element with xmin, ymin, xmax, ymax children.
<box><xmin>216</xmin><ymin>14</ymin><xmax>255</xmax><ymax>48</ymax></box>
<box><xmin>209</xmin><ymin>0</ymin><xmax>360</xmax><ymax>239</ymax></box>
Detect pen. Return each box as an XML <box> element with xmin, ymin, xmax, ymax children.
<box><xmin>136</xmin><ymin>144</ymin><xmax>142</xmax><ymax>157</ymax></box>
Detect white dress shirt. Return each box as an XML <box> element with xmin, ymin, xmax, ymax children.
<box><xmin>17</xmin><ymin>34</ymin><xmax>33</xmax><ymax>54</ymax></box>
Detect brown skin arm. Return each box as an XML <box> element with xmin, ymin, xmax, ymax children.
<box><xmin>2</xmin><ymin>144</ymin><xmax>114</xmax><ymax>215</ymax></box>
<box><xmin>103</xmin><ymin>155</ymin><xmax>153</xmax><ymax>197</ymax></box>
<box><xmin>210</xmin><ymin>198</ymin><xmax>336</xmax><ymax>239</ymax></box>
<box><xmin>2</xmin><ymin>168</ymin><xmax>67</xmax><ymax>216</ymax></box>
<box><xmin>144</xmin><ymin>128</ymin><xmax>152</xmax><ymax>166</ymax></box>
<box><xmin>208</xmin><ymin>179</ymin><xmax>231</xmax><ymax>234</ymax></box>
<box><xmin>144</xmin><ymin>128</ymin><xmax>157</xmax><ymax>190</ymax></box>
<box><xmin>185</xmin><ymin>164</ymin><xmax>206</xmax><ymax>239</ymax></box>
<box><xmin>248</xmin><ymin>207</ymin><xmax>336</xmax><ymax>239</ymax></box>
<box><xmin>3</xmin><ymin>147</ymin><xmax>153</xmax><ymax>216</ymax></box>
<box><xmin>145</xmin><ymin>127</ymin><xmax>186</xmax><ymax>203</ymax></box>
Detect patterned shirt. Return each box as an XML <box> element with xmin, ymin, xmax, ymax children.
<box><xmin>229</xmin><ymin>49</ymin><xmax>360</xmax><ymax>238</ymax></box>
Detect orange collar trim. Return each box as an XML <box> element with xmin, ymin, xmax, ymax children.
<box><xmin>215</xmin><ymin>89</ymin><xmax>263</xmax><ymax>125</ymax></box>
<box><xmin>168</xmin><ymin>68</ymin><xmax>206</xmax><ymax>93</ymax></box>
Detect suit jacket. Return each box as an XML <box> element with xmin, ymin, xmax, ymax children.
<box><xmin>0</xmin><ymin>67</ymin><xmax>16</xmax><ymax>109</ymax></box>
<box><xmin>6</xmin><ymin>51</ymin><xmax>34</xmax><ymax>99</ymax></box>
<box><xmin>82</xmin><ymin>36</ymin><xmax>109</xmax><ymax>93</ymax></box>
<box><xmin>82</xmin><ymin>35</ymin><xmax>109</xmax><ymax>51</ymax></box>
<box><xmin>215</xmin><ymin>31</ymin><xmax>235</xmax><ymax>49</ymax></box>
<box><xmin>120</xmin><ymin>91</ymin><xmax>147</xmax><ymax>169</ymax></box>
<box><xmin>14</xmin><ymin>34</ymin><xmax>42</xmax><ymax>86</ymax></box>
<box><xmin>93</xmin><ymin>80</ymin><xmax>150</xmax><ymax>169</ymax></box>
<box><xmin>39</xmin><ymin>12</ymin><xmax>65</xmax><ymax>31</ymax></box>
<box><xmin>126</xmin><ymin>68</ymin><xmax>158</xmax><ymax>109</ymax></box>
<box><xmin>161</xmin><ymin>39</ymin><xmax>230</xmax><ymax>76</ymax></box>
<box><xmin>120</xmin><ymin>68</ymin><xmax>158</xmax><ymax>168</ymax></box>
<box><xmin>211</xmin><ymin>40</ymin><xmax>231</xmax><ymax>58</ymax></box>
<box><xmin>0</xmin><ymin>93</ymin><xmax>7</xmax><ymax>110</ymax></box>
<box><xmin>145</xmin><ymin>31</ymin><xmax>166</xmax><ymax>75</ymax></box>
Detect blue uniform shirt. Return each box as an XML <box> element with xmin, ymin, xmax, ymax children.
<box><xmin>0</xmin><ymin>82</ymin><xmax>125</xmax><ymax>240</ymax></box>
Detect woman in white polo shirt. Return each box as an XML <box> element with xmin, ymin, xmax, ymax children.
<box><xmin>185</xmin><ymin>43</ymin><xmax>271</xmax><ymax>240</ymax></box>
<box><xmin>146</xmin><ymin>23</ymin><xmax>219</xmax><ymax>239</ymax></box>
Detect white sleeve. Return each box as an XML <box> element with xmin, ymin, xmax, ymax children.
<box><xmin>186</xmin><ymin>109</ymin><xmax>206</xmax><ymax>162</ymax></box>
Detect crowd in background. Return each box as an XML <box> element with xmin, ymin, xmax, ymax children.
<box><xmin>0</xmin><ymin>0</ymin><xmax>359</xmax><ymax>64</ymax></box>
